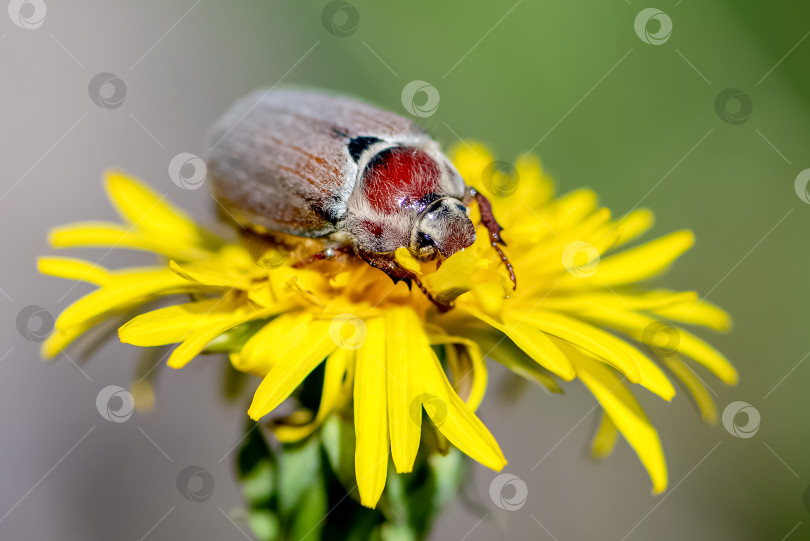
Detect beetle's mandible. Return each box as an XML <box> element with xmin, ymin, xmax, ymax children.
<box><xmin>206</xmin><ymin>88</ymin><xmax>514</xmax><ymax>311</ymax></box>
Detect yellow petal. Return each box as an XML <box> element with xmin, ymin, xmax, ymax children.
<box><xmin>384</xmin><ymin>307</ymin><xmax>423</xmax><ymax>473</ymax></box>
<box><xmin>513</xmin><ymin>153</ymin><xmax>553</xmax><ymax>209</ymax></box>
<box><xmin>41</xmin><ymin>325</ymin><xmax>91</xmax><ymax>360</ymax></box>
<box><xmin>540</xmin><ymin>290</ymin><xmax>697</xmax><ymax>313</ymax></box>
<box><xmin>49</xmin><ymin>221</ymin><xmax>211</xmax><ymax>261</ymax></box>
<box><xmin>550</xmin><ymin>189</ymin><xmax>599</xmax><ymax>230</ymax></box>
<box><xmin>417</xmin><ymin>343</ymin><xmax>507</xmax><ymax>472</ymax></box>
<box><xmin>56</xmin><ymin>268</ymin><xmax>192</xmax><ymax>330</ymax></box>
<box><xmin>450</xmin><ymin>142</ymin><xmax>494</xmax><ymax>192</ymax></box>
<box><xmin>523</xmin><ymin>310</ymin><xmax>675</xmax><ymax>400</ymax></box>
<box><xmin>118</xmin><ymin>297</ymin><xmax>274</xmax><ymax>348</ymax></box>
<box><xmin>166</xmin><ymin>306</ymin><xmax>278</xmax><ymax>369</ymax></box>
<box><xmin>586</xmin><ymin>230</ymin><xmax>694</xmax><ymax>287</ymax></box>
<box><xmin>653</xmin><ymin>299</ymin><xmax>732</xmax><ymax>332</ymax></box>
<box><xmin>464</xmin><ymin>327</ymin><xmax>563</xmax><ymax>393</ymax></box>
<box><xmin>471</xmin><ymin>282</ymin><xmax>506</xmax><ymax>319</ymax></box>
<box><xmin>38</xmin><ymin>257</ymin><xmax>110</xmax><ymax>286</ymax></box>
<box><xmin>354</xmin><ymin>317</ymin><xmax>389</xmax><ymax>508</ymax></box>
<box><xmin>581</xmin><ymin>306</ymin><xmax>737</xmax><ymax>385</ymax></box>
<box><xmin>104</xmin><ymin>170</ymin><xmax>222</xmax><ymax>248</ymax></box>
<box><xmin>394</xmin><ymin>247</ymin><xmax>421</xmax><ymax>275</ymax></box>
<box><xmin>462</xmin><ymin>306</ymin><xmax>575</xmax><ymax>380</ymax></box>
<box><xmin>235</xmin><ymin>312</ymin><xmax>314</xmax><ymax>377</ymax></box>
<box><xmin>662</xmin><ymin>354</ymin><xmax>718</xmax><ymax>424</ymax></box>
<box><xmin>169</xmin><ymin>260</ymin><xmax>250</xmax><ymax>289</ymax></box>
<box><xmin>611</xmin><ymin>209</ymin><xmax>654</xmax><ymax>248</ymax></box>
<box><xmin>274</xmin><ymin>347</ymin><xmax>354</xmax><ymax>442</ymax></box>
<box><xmin>247</xmin><ymin>319</ymin><xmax>336</xmax><ymax>420</ymax></box>
<box><xmin>428</xmin><ymin>334</ymin><xmax>488</xmax><ymax>410</ymax></box>
<box><xmin>567</xmin><ymin>348</ymin><xmax>667</xmax><ymax>494</ymax></box>
<box><xmin>591</xmin><ymin>410</ymin><xmax>618</xmax><ymax>459</ymax></box>
<box><xmin>425</xmin><ymin>247</ymin><xmax>480</xmax><ymax>301</ymax></box>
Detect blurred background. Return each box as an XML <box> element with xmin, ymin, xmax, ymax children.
<box><xmin>1</xmin><ymin>0</ymin><xmax>809</xmax><ymax>539</ymax></box>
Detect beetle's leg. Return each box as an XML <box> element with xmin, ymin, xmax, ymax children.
<box><xmin>292</xmin><ymin>245</ymin><xmax>352</xmax><ymax>268</ymax></box>
<box><xmin>357</xmin><ymin>251</ymin><xmax>453</xmax><ymax>313</ymax></box>
<box><xmin>473</xmin><ymin>189</ymin><xmax>517</xmax><ymax>290</ymax></box>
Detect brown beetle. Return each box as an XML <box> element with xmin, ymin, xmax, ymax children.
<box><xmin>207</xmin><ymin>89</ymin><xmax>513</xmax><ymax>310</ymax></box>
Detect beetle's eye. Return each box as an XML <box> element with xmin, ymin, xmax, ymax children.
<box><xmin>417</xmin><ymin>231</ymin><xmax>434</xmax><ymax>249</ymax></box>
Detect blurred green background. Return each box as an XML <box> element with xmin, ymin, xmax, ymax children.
<box><xmin>2</xmin><ymin>1</ymin><xmax>809</xmax><ymax>539</ymax></box>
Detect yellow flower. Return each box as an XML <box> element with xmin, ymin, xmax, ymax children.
<box><xmin>39</xmin><ymin>144</ymin><xmax>735</xmax><ymax>508</ymax></box>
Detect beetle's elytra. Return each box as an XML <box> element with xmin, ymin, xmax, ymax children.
<box><xmin>207</xmin><ymin>88</ymin><xmax>514</xmax><ymax>310</ymax></box>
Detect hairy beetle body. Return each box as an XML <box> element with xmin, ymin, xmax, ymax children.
<box><xmin>207</xmin><ymin>88</ymin><xmax>512</xmax><ymax>309</ymax></box>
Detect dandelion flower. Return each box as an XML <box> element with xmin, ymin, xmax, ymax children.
<box><xmin>39</xmin><ymin>143</ymin><xmax>735</xmax><ymax>508</ymax></box>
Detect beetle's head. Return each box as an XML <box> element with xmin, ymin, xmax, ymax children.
<box><xmin>348</xmin><ymin>145</ymin><xmax>475</xmax><ymax>260</ymax></box>
<box><xmin>409</xmin><ymin>197</ymin><xmax>476</xmax><ymax>260</ymax></box>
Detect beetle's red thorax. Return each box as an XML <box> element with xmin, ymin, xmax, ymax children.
<box><xmin>361</xmin><ymin>147</ymin><xmax>441</xmax><ymax>212</ymax></box>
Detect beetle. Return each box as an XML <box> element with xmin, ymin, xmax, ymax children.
<box><xmin>206</xmin><ymin>88</ymin><xmax>514</xmax><ymax>310</ymax></box>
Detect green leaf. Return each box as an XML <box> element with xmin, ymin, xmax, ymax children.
<box><xmin>428</xmin><ymin>449</ymin><xmax>464</xmax><ymax>512</ymax></box>
<box><xmin>237</xmin><ymin>422</ymin><xmax>277</xmax><ymax>508</ymax></box>
<box><xmin>288</xmin><ymin>467</ymin><xmax>328</xmax><ymax>541</ymax></box>
<box><xmin>222</xmin><ymin>361</ymin><xmax>248</xmax><ymax>401</ymax></box>
<box><xmin>321</xmin><ymin>416</ymin><xmax>357</xmax><ymax>493</ymax></box>
<box><xmin>247</xmin><ymin>509</ymin><xmax>280</xmax><ymax>541</ymax></box>
<box><xmin>382</xmin><ymin>447</ymin><xmax>466</xmax><ymax>540</ymax></box>
<box><xmin>278</xmin><ymin>436</ymin><xmax>322</xmax><ymax>516</ymax></box>
<box><xmin>242</xmin><ymin>459</ymin><xmax>276</xmax><ymax>507</ymax></box>
<box><xmin>206</xmin><ymin>318</ymin><xmax>270</xmax><ymax>352</ymax></box>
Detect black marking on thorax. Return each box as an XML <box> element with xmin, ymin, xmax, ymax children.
<box><xmin>348</xmin><ymin>136</ymin><xmax>383</xmax><ymax>162</ymax></box>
